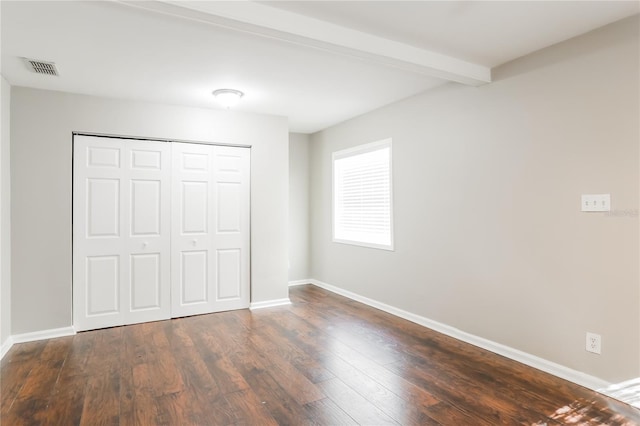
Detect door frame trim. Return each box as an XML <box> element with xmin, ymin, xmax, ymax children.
<box><xmin>73</xmin><ymin>131</ymin><xmax>252</xmax><ymax>149</ymax></box>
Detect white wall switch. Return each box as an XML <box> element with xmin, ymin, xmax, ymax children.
<box><xmin>581</xmin><ymin>194</ymin><xmax>610</xmax><ymax>212</ymax></box>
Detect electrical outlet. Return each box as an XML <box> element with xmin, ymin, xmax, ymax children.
<box><xmin>586</xmin><ymin>332</ymin><xmax>601</xmax><ymax>354</ymax></box>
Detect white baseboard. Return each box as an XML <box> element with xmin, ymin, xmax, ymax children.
<box><xmin>288</xmin><ymin>279</ymin><xmax>312</xmax><ymax>287</ymax></box>
<box><xmin>1</xmin><ymin>336</ymin><xmax>14</xmax><ymax>359</ymax></box>
<box><xmin>249</xmin><ymin>298</ymin><xmax>292</xmax><ymax>310</ymax></box>
<box><xmin>308</xmin><ymin>279</ymin><xmax>611</xmax><ymax>392</ymax></box>
<box><xmin>11</xmin><ymin>326</ymin><xmax>76</xmax><ymax>345</ymax></box>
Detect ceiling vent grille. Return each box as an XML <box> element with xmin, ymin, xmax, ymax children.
<box><xmin>23</xmin><ymin>58</ymin><xmax>59</xmax><ymax>76</ymax></box>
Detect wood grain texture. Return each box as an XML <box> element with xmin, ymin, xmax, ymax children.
<box><xmin>1</xmin><ymin>284</ymin><xmax>638</xmax><ymax>425</ymax></box>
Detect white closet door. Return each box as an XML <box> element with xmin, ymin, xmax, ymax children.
<box><xmin>171</xmin><ymin>143</ymin><xmax>250</xmax><ymax>317</ymax></box>
<box><xmin>73</xmin><ymin>135</ymin><xmax>171</xmax><ymax>331</ymax></box>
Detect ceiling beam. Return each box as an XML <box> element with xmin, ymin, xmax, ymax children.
<box><xmin>119</xmin><ymin>0</ymin><xmax>491</xmax><ymax>86</ymax></box>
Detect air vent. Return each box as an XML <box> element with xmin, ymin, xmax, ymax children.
<box><xmin>23</xmin><ymin>58</ymin><xmax>59</xmax><ymax>76</ymax></box>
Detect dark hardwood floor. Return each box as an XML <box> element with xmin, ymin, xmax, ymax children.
<box><xmin>2</xmin><ymin>284</ymin><xmax>639</xmax><ymax>425</ymax></box>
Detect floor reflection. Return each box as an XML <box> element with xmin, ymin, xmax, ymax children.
<box><xmin>602</xmin><ymin>377</ymin><xmax>640</xmax><ymax>409</ymax></box>
<box><xmin>533</xmin><ymin>396</ymin><xmax>640</xmax><ymax>425</ymax></box>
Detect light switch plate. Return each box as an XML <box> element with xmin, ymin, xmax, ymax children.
<box><xmin>581</xmin><ymin>194</ymin><xmax>610</xmax><ymax>212</ymax></box>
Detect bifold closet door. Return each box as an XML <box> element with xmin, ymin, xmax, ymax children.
<box><xmin>171</xmin><ymin>143</ymin><xmax>250</xmax><ymax>317</ymax></box>
<box><xmin>73</xmin><ymin>135</ymin><xmax>171</xmax><ymax>331</ymax></box>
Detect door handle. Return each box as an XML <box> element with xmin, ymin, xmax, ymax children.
<box><xmin>143</xmin><ymin>242</ymin><xmax>148</xmax><ymax>249</ymax></box>
<box><xmin>192</xmin><ymin>239</ymin><xmax>197</xmax><ymax>246</ymax></box>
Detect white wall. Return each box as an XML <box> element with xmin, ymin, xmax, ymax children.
<box><xmin>309</xmin><ymin>16</ymin><xmax>639</xmax><ymax>383</ymax></box>
<box><xmin>0</xmin><ymin>76</ymin><xmax>11</xmax><ymax>349</ymax></box>
<box><xmin>10</xmin><ymin>88</ymin><xmax>289</xmax><ymax>334</ymax></box>
<box><xmin>289</xmin><ymin>133</ymin><xmax>310</xmax><ymax>282</ymax></box>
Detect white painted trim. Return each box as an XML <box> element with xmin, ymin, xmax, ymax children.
<box><xmin>1</xmin><ymin>336</ymin><xmax>13</xmax><ymax>359</ymax></box>
<box><xmin>121</xmin><ymin>1</ymin><xmax>490</xmax><ymax>86</ymax></box>
<box><xmin>11</xmin><ymin>326</ymin><xmax>76</xmax><ymax>344</ymax></box>
<box><xmin>604</xmin><ymin>376</ymin><xmax>640</xmax><ymax>391</ymax></box>
<box><xmin>288</xmin><ymin>280</ymin><xmax>311</xmax><ymax>287</ymax></box>
<box><xmin>308</xmin><ymin>279</ymin><xmax>611</xmax><ymax>391</ymax></box>
<box><xmin>249</xmin><ymin>298</ymin><xmax>292</xmax><ymax>310</ymax></box>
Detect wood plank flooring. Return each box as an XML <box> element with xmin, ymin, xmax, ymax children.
<box><xmin>2</xmin><ymin>284</ymin><xmax>639</xmax><ymax>425</ymax></box>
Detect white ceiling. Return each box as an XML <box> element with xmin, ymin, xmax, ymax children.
<box><xmin>1</xmin><ymin>1</ymin><xmax>638</xmax><ymax>134</ymax></box>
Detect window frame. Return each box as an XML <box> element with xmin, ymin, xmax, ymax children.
<box><xmin>331</xmin><ymin>138</ymin><xmax>394</xmax><ymax>251</ymax></box>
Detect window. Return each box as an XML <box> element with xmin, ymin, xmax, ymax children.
<box><xmin>333</xmin><ymin>139</ymin><xmax>393</xmax><ymax>250</ymax></box>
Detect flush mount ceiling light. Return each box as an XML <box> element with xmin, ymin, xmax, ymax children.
<box><xmin>212</xmin><ymin>88</ymin><xmax>244</xmax><ymax>109</ymax></box>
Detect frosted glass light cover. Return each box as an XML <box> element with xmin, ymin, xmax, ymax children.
<box><xmin>213</xmin><ymin>89</ymin><xmax>244</xmax><ymax>109</ymax></box>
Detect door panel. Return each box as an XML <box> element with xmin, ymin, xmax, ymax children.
<box><xmin>211</xmin><ymin>146</ymin><xmax>250</xmax><ymax>309</ymax></box>
<box><xmin>181</xmin><ymin>181</ymin><xmax>208</xmax><ymax>234</ymax></box>
<box><xmin>217</xmin><ymin>249</ymin><xmax>241</xmax><ymax>300</ymax></box>
<box><xmin>123</xmin><ymin>140</ymin><xmax>171</xmax><ymax>326</ymax></box>
<box><xmin>87</xmin><ymin>178</ymin><xmax>120</xmax><ymax>237</ymax></box>
<box><xmin>131</xmin><ymin>180</ymin><xmax>161</xmax><ymax>236</ymax></box>
<box><xmin>171</xmin><ymin>143</ymin><xmax>214</xmax><ymax>317</ymax></box>
<box><xmin>180</xmin><ymin>250</ymin><xmax>208</xmax><ymax>305</ymax></box>
<box><xmin>86</xmin><ymin>255</ymin><xmax>120</xmax><ymax>315</ymax></box>
<box><xmin>130</xmin><ymin>253</ymin><xmax>161</xmax><ymax>310</ymax></box>
<box><xmin>217</xmin><ymin>182</ymin><xmax>241</xmax><ymax>232</ymax></box>
<box><xmin>74</xmin><ymin>135</ymin><xmax>171</xmax><ymax>331</ymax></box>
<box><xmin>171</xmin><ymin>143</ymin><xmax>250</xmax><ymax>317</ymax></box>
<box><xmin>182</xmin><ymin>152</ymin><xmax>209</xmax><ymax>171</ymax></box>
<box><xmin>88</xmin><ymin>146</ymin><xmax>120</xmax><ymax>168</ymax></box>
<box><xmin>131</xmin><ymin>149</ymin><xmax>162</xmax><ymax>169</ymax></box>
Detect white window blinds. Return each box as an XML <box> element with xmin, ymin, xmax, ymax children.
<box><xmin>333</xmin><ymin>139</ymin><xmax>393</xmax><ymax>250</ymax></box>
